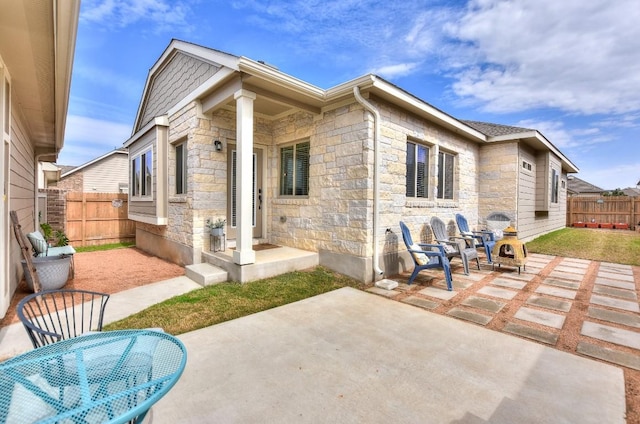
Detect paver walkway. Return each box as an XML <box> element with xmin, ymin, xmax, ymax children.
<box><xmin>368</xmin><ymin>253</ymin><xmax>640</xmax><ymax>372</ymax></box>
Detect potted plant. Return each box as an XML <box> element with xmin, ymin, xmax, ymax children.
<box><xmin>206</xmin><ymin>218</ymin><xmax>226</xmax><ymax>236</ymax></box>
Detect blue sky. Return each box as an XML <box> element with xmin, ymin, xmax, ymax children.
<box><xmin>61</xmin><ymin>0</ymin><xmax>640</xmax><ymax>190</ymax></box>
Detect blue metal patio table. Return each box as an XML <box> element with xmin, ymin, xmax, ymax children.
<box><xmin>0</xmin><ymin>329</ymin><xmax>186</xmax><ymax>423</ymax></box>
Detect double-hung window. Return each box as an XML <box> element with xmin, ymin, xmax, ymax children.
<box><xmin>280</xmin><ymin>141</ymin><xmax>309</xmax><ymax>196</ymax></box>
<box><xmin>131</xmin><ymin>148</ymin><xmax>153</xmax><ymax>199</ymax></box>
<box><xmin>551</xmin><ymin>169</ymin><xmax>559</xmax><ymax>203</ymax></box>
<box><xmin>175</xmin><ymin>142</ymin><xmax>187</xmax><ymax>195</ymax></box>
<box><xmin>437</xmin><ymin>151</ymin><xmax>455</xmax><ymax>200</ymax></box>
<box><xmin>406</xmin><ymin>142</ymin><xmax>429</xmax><ymax>198</ymax></box>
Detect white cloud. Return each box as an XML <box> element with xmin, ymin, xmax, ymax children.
<box><xmin>80</xmin><ymin>0</ymin><xmax>193</xmax><ymax>33</ymax></box>
<box><xmin>445</xmin><ymin>0</ymin><xmax>640</xmax><ymax>115</ymax></box>
<box><xmin>371</xmin><ymin>63</ymin><xmax>421</xmax><ymax>79</ymax></box>
<box><xmin>60</xmin><ymin>115</ymin><xmax>132</xmax><ymax>165</ymax></box>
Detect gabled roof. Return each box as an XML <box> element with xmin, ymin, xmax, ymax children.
<box><xmin>463</xmin><ymin>120</ymin><xmax>579</xmax><ymax>173</ymax></box>
<box><xmin>622</xmin><ymin>187</ymin><xmax>640</xmax><ymax>197</ymax></box>
<box><xmin>567</xmin><ymin>176</ymin><xmax>604</xmax><ymax>194</ymax></box>
<box><xmin>463</xmin><ymin>121</ymin><xmax>534</xmax><ymax>137</ymax></box>
<box><xmin>128</xmin><ymin>40</ymin><xmax>578</xmax><ymax>174</ymax></box>
<box><xmin>60</xmin><ymin>149</ymin><xmax>127</xmax><ymax>178</ymax></box>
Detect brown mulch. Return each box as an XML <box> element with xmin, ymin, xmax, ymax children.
<box><xmin>0</xmin><ymin>247</ymin><xmax>184</xmax><ymax>328</ymax></box>
<box><xmin>390</xmin><ymin>255</ymin><xmax>640</xmax><ymax>424</ymax></box>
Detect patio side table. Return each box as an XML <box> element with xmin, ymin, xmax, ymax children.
<box><xmin>0</xmin><ymin>329</ymin><xmax>186</xmax><ymax>424</ymax></box>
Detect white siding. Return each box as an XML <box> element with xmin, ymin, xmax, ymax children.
<box><xmin>82</xmin><ymin>152</ymin><xmax>128</xmax><ymax>192</ymax></box>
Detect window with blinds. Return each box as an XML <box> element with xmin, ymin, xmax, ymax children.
<box><xmin>437</xmin><ymin>151</ymin><xmax>455</xmax><ymax>200</ymax></box>
<box><xmin>280</xmin><ymin>141</ymin><xmax>309</xmax><ymax>196</ymax></box>
<box><xmin>406</xmin><ymin>142</ymin><xmax>429</xmax><ymax>198</ymax></box>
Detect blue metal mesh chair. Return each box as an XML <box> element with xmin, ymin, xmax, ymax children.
<box><xmin>455</xmin><ymin>213</ymin><xmax>496</xmax><ymax>263</ymax></box>
<box><xmin>17</xmin><ymin>289</ymin><xmax>110</xmax><ymax>349</ymax></box>
<box><xmin>399</xmin><ymin>221</ymin><xmax>453</xmax><ymax>290</ymax></box>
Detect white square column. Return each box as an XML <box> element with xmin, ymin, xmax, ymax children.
<box><xmin>233</xmin><ymin>89</ymin><xmax>256</xmax><ymax>265</ymax></box>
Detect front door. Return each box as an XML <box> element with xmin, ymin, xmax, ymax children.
<box><xmin>227</xmin><ymin>146</ymin><xmax>263</xmax><ymax>240</ymax></box>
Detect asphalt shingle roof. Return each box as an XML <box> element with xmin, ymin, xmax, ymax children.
<box><xmin>462</xmin><ymin>120</ymin><xmax>535</xmax><ymax>137</ymax></box>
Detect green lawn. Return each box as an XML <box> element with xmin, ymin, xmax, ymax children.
<box><xmin>106</xmin><ymin>227</ymin><xmax>639</xmax><ymax>335</ymax></box>
<box><xmin>526</xmin><ymin>227</ymin><xmax>640</xmax><ymax>266</ymax></box>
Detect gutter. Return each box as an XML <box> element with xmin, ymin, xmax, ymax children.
<box><xmin>353</xmin><ymin>86</ymin><xmax>384</xmax><ymax>277</ymax></box>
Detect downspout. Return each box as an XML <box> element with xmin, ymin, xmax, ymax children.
<box><xmin>353</xmin><ymin>86</ymin><xmax>384</xmax><ymax>276</ymax></box>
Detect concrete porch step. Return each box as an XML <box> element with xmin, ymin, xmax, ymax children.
<box><xmin>185</xmin><ymin>263</ymin><xmax>228</xmax><ymax>287</ymax></box>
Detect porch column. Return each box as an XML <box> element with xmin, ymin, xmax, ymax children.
<box><xmin>233</xmin><ymin>89</ymin><xmax>256</xmax><ymax>265</ymax></box>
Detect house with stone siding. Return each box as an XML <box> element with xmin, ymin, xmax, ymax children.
<box><xmin>124</xmin><ymin>39</ymin><xmax>578</xmax><ymax>284</ymax></box>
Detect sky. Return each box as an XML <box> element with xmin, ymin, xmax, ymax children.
<box><xmin>60</xmin><ymin>0</ymin><xmax>640</xmax><ymax>190</ymax></box>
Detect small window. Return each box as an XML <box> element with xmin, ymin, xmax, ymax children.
<box><xmin>522</xmin><ymin>160</ymin><xmax>532</xmax><ymax>171</ymax></box>
<box><xmin>406</xmin><ymin>142</ymin><xmax>429</xmax><ymax>198</ymax></box>
<box><xmin>551</xmin><ymin>169</ymin><xmax>559</xmax><ymax>203</ymax></box>
<box><xmin>131</xmin><ymin>148</ymin><xmax>153</xmax><ymax>199</ymax></box>
<box><xmin>280</xmin><ymin>141</ymin><xmax>309</xmax><ymax>196</ymax></box>
<box><xmin>437</xmin><ymin>151</ymin><xmax>455</xmax><ymax>200</ymax></box>
<box><xmin>175</xmin><ymin>142</ymin><xmax>187</xmax><ymax>195</ymax></box>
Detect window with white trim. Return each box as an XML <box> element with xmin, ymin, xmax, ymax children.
<box><xmin>437</xmin><ymin>151</ymin><xmax>455</xmax><ymax>200</ymax></box>
<box><xmin>551</xmin><ymin>168</ymin><xmax>559</xmax><ymax>203</ymax></box>
<box><xmin>280</xmin><ymin>141</ymin><xmax>309</xmax><ymax>196</ymax></box>
<box><xmin>175</xmin><ymin>142</ymin><xmax>187</xmax><ymax>195</ymax></box>
<box><xmin>406</xmin><ymin>141</ymin><xmax>429</xmax><ymax>198</ymax></box>
<box><xmin>131</xmin><ymin>148</ymin><xmax>153</xmax><ymax>199</ymax></box>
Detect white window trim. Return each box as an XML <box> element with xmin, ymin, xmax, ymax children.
<box><xmin>130</xmin><ymin>147</ymin><xmax>153</xmax><ymax>201</ymax></box>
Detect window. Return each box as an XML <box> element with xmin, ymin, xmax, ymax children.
<box><xmin>280</xmin><ymin>141</ymin><xmax>309</xmax><ymax>196</ymax></box>
<box><xmin>522</xmin><ymin>160</ymin><xmax>532</xmax><ymax>171</ymax></box>
<box><xmin>406</xmin><ymin>142</ymin><xmax>429</xmax><ymax>198</ymax></box>
<box><xmin>175</xmin><ymin>142</ymin><xmax>187</xmax><ymax>195</ymax></box>
<box><xmin>131</xmin><ymin>148</ymin><xmax>152</xmax><ymax>199</ymax></box>
<box><xmin>551</xmin><ymin>169</ymin><xmax>559</xmax><ymax>203</ymax></box>
<box><xmin>437</xmin><ymin>151</ymin><xmax>455</xmax><ymax>200</ymax></box>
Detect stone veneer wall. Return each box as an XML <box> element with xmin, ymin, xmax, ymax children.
<box><xmin>477</xmin><ymin>142</ymin><xmax>519</xmax><ymax>229</ymax></box>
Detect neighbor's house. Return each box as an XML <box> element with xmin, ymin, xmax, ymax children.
<box><xmin>124</xmin><ymin>40</ymin><xmax>578</xmax><ymax>284</ymax></box>
<box><xmin>0</xmin><ymin>1</ymin><xmax>80</xmax><ymax>318</ymax></box>
<box><xmin>52</xmin><ymin>148</ymin><xmax>129</xmax><ymax>193</ymax></box>
<box><xmin>567</xmin><ymin>175</ymin><xmax>605</xmax><ymax>197</ymax></box>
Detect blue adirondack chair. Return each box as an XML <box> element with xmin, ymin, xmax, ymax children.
<box><xmin>399</xmin><ymin>221</ymin><xmax>453</xmax><ymax>290</ymax></box>
<box><xmin>455</xmin><ymin>213</ymin><xmax>495</xmax><ymax>263</ymax></box>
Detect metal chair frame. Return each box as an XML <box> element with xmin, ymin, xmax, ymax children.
<box><xmin>17</xmin><ymin>289</ymin><xmax>110</xmax><ymax>349</ymax></box>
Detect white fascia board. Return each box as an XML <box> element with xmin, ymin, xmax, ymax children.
<box><xmin>60</xmin><ymin>149</ymin><xmax>128</xmax><ymax>178</ymax></box>
<box><xmin>489</xmin><ymin>131</ymin><xmax>579</xmax><ymax>173</ymax></box>
<box><xmin>238</xmin><ymin>57</ymin><xmax>325</xmax><ymax>100</ymax></box>
<box><xmin>124</xmin><ymin>116</ymin><xmax>169</xmax><ymax>148</ymax></box>
<box><xmin>128</xmin><ymin>213</ymin><xmax>168</xmax><ymax>226</ymax></box>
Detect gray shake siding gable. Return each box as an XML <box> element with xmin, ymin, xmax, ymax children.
<box><xmin>124</xmin><ymin>39</ymin><xmax>579</xmax><ymax>282</ymax></box>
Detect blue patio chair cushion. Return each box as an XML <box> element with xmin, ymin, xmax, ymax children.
<box><xmin>27</xmin><ymin>232</ymin><xmax>48</xmax><ymax>255</ymax></box>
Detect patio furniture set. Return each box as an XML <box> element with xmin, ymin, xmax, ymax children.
<box><xmin>401</xmin><ymin>212</ymin><xmax>528</xmax><ymax>290</ymax></box>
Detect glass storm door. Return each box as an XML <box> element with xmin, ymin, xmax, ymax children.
<box><xmin>227</xmin><ymin>147</ymin><xmax>262</xmax><ymax>240</ymax></box>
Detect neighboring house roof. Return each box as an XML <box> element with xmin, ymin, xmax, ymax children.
<box><xmin>622</xmin><ymin>187</ymin><xmax>640</xmax><ymax>197</ymax></box>
<box><xmin>59</xmin><ymin>148</ymin><xmax>128</xmax><ymax>178</ymax></box>
<box><xmin>57</xmin><ymin>165</ymin><xmax>77</xmax><ymax>175</ymax></box>
<box><xmin>567</xmin><ymin>176</ymin><xmax>604</xmax><ymax>195</ymax></box>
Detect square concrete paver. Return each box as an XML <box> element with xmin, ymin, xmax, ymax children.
<box><xmin>588</xmin><ymin>307</ymin><xmax>640</xmax><ymax>329</ymax></box>
<box><xmin>418</xmin><ymin>286</ymin><xmax>458</xmax><ymax>300</ymax></box>
<box><xmin>590</xmin><ymin>294</ymin><xmax>640</xmax><ymax>313</ymax></box>
<box><xmin>549</xmin><ymin>270</ymin><xmax>584</xmax><ymax>282</ymax></box>
<box><xmin>592</xmin><ymin>285</ymin><xmax>637</xmax><ymax>301</ymax></box>
<box><xmin>366</xmin><ymin>286</ymin><xmax>401</xmax><ymax>298</ymax></box>
<box><xmin>503</xmin><ymin>322</ymin><xmax>559</xmax><ymax>345</ymax></box>
<box><xmin>491</xmin><ymin>278</ymin><xmax>527</xmax><ymax>290</ymax></box>
<box><xmin>477</xmin><ymin>286</ymin><xmax>518</xmax><ymax>300</ymax></box>
<box><xmin>402</xmin><ymin>296</ymin><xmax>440</xmax><ymax>310</ymax></box>
<box><xmin>535</xmin><ymin>284</ymin><xmax>578</xmax><ymax>300</ymax></box>
<box><xmin>543</xmin><ymin>278</ymin><xmax>581</xmax><ymax>290</ymax></box>
<box><xmin>582</xmin><ymin>321</ymin><xmax>640</xmax><ymax>350</ymax></box>
<box><xmin>577</xmin><ymin>342</ymin><xmax>640</xmax><ymax>372</ymax></box>
<box><xmin>597</xmin><ymin>271</ymin><xmax>635</xmax><ymax>283</ymax></box>
<box><xmin>526</xmin><ymin>295</ymin><xmax>572</xmax><ymax>312</ymax></box>
<box><xmin>595</xmin><ymin>278</ymin><xmax>636</xmax><ymax>291</ymax></box>
<box><xmin>515</xmin><ymin>307</ymin><xmax>566</xmax><ymax>329</ymax></box>
<box><xmin>447</xmin><ymin>307</ymin><xmax>493</xmax><ymax>325</ymax></box>
<box><xmin>153</xmin><ymin>288</ymin><xmax>626</xmax><ymax>423</ymax></box>
<box><xmin>462</xmin><ymin>296</ymin><xmax>506</xmax><ymax>313</ymax></box>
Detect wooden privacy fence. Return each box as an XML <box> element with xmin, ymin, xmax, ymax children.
<box><xmin>567</xmin><ymin>197</ymin><xmax>640</xmax><ymax>230</ymax></box>
<box><xmin>65</xmin><ymin>192</ymin><xmax>136</xmax><ymax>246</ymax></box>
